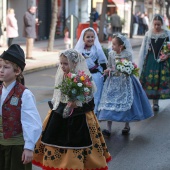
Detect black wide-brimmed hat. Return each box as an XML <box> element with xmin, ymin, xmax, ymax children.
<box><xmin>0</xmin><ymin>44</ymin><xmax>26</xmax><ymax>71</ymax></box>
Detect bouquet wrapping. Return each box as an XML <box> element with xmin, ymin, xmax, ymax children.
<box><xmin>56</xmin><ymin>71</ymin><xmax>93</xmax><ymax>118</ymax></box>
<box><xmin>115</xmin><ymin>58</ymin><xmax>139</xmax><ymax>77</ymax></box>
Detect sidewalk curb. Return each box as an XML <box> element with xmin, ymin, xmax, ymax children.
<box><xmin>132</xmin><ymin>44</ymin><xmax>141</xmax><ymax>48</ymax></box>
<box><xmin>22</xmin><ymin>44</ymin><xmax>141</xmax><ymax>74</ymax></box>
<box><xmin>23</xmin><ymin>64</ymin><xmax>58</xmax><ymax>75</ymax></box>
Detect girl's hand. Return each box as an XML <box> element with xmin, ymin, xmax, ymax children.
<box><xmin>67</xmin><ymin>101</ymin><xmax>78</xmax><ymax>108</ymax></box>
<box><xmin>104</xmin><ymin>69</ymin><xmax>110</xmax><ymax>75</ymax></box>
<box><xmin>160</xmin><ymin>54</ymin><xmax>168</xmax><ymax>61</ymax></box>
<box><xmin>22</xmin><ymin>149</ymin><xmax>33</xmax><ymax>164</ymax></box>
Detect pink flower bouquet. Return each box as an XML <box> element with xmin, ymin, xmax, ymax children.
<box><xmin>157</xmin><ymin>41</ymin><xmax>170</xmax><ymax>62</ymax></box>
<box><xmin>56</xmin><ymin>71</ymin><xmax>93</xmax><ymax>118</ymax></box>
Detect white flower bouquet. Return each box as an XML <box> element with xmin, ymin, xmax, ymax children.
<box><xmin>115</xmin><ymin>58</ymin><xmax>139</xmax><ymax>76</ymax></box>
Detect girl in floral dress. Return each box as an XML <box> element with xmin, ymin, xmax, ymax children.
<box><xmin>98</xmin><ymin>34</ymin><xmax>153</xmax><ymax>137</ymax></box>
<box><xmin>32</xmin><ymin>49</ymin><xmax>111</xmax><ymax>170</ymax></box>
<box><xmin>139</xmin><ymin>14</ymin><xmax>170</xmax><ymax>111</ymax></box>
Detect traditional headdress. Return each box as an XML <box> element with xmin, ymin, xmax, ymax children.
<box><xmin>148</xmin><ymin>14</ymin><xmax>169</xmax><ymax>36</ymax></box>
<box><xmin>113</xmin><ymin>33</ymin><xmax>134</xmax><ymax>61</ymax></box>
<box><xmin>51</xmin><ymin>49</ymin><xmax>96</xmax><ymax>110</ymax></box>
<box><xmin>74</xmin><ymin>27</ymin><xmax>107</xmax><ymax>64</ymax></box>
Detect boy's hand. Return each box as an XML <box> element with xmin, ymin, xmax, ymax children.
<box><xmin>22</xmin><ymin>149</ymin><xmax>33</xmax><ymax>164</ymax></box>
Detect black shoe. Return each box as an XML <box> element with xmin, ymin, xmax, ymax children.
<box><xmin>122</xmin><ymin>127</ymin><xmax>130</xmax><ymax>135</ymax></box>
<box><xmin>153</xmin><ymin>104</ymin><xmax>159</xmax><ymax>111</ymax></box>
<box><xmin>102</xmin><ymin>129</ymin><xmax>111</xmax><ymax>137</ymax></box>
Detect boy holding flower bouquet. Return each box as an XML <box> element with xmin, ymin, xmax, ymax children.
<box><xmin>33</xmin><ymin>49</ymin><xmax>111</xmax><ymax>170</ymax></box>
<box><xmin>98</xmin><ymin>34</ymin><xmax>153</xmax><ymax>137</ymax></box>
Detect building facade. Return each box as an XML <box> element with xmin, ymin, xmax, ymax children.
<box><xmin>1</xmin><ymin>0</ymin><xmax>166</xmax><ymax>45</ymax></box>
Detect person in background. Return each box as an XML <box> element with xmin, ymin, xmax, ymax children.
<box><xmin>92</xmin><ymin>8</ymin><xmax>99</xmax><ymax>22</ymax></box>
<box><xmin>139</xmin><ymin>14</ymin><xmax>170</xmax><ymax>111</ymax></box>
<box><xmin>163</xmin><ymin>14</ymin><xmax>169</xmax><ymax>28</ymax></box>
<box><xmin>63</xmin><ymin>27</ymin><xmax>71</xmax><ymax>49</ymax></box>
<box><xmin>23</xmin><ymin>6</ymin><xmax>37</xmax><ymax>59</ymax></box>
<box><xmin>143</xmin><ymin>13</ymin><xmax>149</xmax><ymax>33</ymax></box>
<box><xmin>96</xmin><ymin>15</ymin><xmax>109</xmax><ymax>40</ymax></box>
<box><xmin>6</xmin><ymin>8</ymin><xmax>18</xmax><ymax>47</ymax></box>
<box><xmin>138</xmin><ymin>13</ymin><xmax>145</xmax><ymax>35</ymax></box>
<box><xmin>110</xmin><ymin>11</ymin><xmax>121</xmax><ymax>33</ymax></box>
<box><xmin>133</xmin><ymin>12</ymin><xmax>139</xmax><ymax>35</ymax></box>
<box><xmin>0</xmin><ymin>44</ymin><xmax>42</xmax><ymax>170</ymax></box>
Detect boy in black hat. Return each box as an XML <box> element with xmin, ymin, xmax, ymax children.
<box><xmin>0</xmin><ymin>44</ymin><xmax>42</xmax><ymax>170</ymax></box>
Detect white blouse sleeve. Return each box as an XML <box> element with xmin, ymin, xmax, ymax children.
<box><xmin>21</xmin><ymin>89</ymin><xmax>42</xmax><ymax>151</ymax></box>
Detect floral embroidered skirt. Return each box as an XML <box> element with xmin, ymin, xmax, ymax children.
<box><xmin>140</xmin><ymin>53</ymin><xmax>170</xmax><ymax>99</ymax></box>
<box><xmin>32</xmin><ymin>110</ymin><xmax>111</xmax><ymax>170</ymax></box>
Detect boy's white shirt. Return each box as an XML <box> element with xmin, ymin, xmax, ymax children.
<box><xmin>0</xmin><ymin>81</ymin><xmax>42</xmax><ymax>151</ymax></box>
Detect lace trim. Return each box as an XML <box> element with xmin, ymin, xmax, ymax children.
<box><xmin>60</xmin><ymin>94</ymin><xmax>69</xmax><ymax>103</ymax></box>
<box><xmin>98</xmin><ymin>74</ymin><xmax>133</xmax><ymax>112</ymax></box>
<box><xmin>109</xmin><ymin>50</ymin><xmax>132</xmax><ymax>60</ymax></box>
<box><xmin>151</xmin><ymin>31</ymin><xmax>168</xmax><ymax>39</ymax></box>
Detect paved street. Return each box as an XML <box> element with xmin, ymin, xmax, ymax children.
<box><xmin>28</xmin><ymin>46</ymin><xmax>170</xmax><ymax>170</ymax></box>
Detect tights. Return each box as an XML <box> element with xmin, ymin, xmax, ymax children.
<box><xmin>107</xmin><ymin>121</ymin><xmax>130</xmax><ymax>133</ymax></box>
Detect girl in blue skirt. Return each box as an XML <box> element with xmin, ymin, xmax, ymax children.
<box><xmin>98</xmin><ymin>34</ymin><xmax>153</xmax><ymax>137</ymax></box>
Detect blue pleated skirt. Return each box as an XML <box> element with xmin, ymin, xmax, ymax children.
<box><xmin>98</xmin><ymin>76</ymin><xmax>154</xmax><ymax>122</ymax></box>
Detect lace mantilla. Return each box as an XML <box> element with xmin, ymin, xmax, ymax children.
<box><xmin>51</xmin><ymin>49</ymin><xmax>96</xmax><ymax>110</ymax></box>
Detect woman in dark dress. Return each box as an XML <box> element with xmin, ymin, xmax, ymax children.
<box><xmin>139</xmin><ymin>14</ymin><xmax>170</xmax><ymax>111</ymax></box>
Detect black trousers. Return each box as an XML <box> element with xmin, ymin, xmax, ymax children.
<box><xmin>0</xmin><ymin>144</ymin><xmax>32</xmax><ymax>170</ymax></box>
<box><xmin>112</xmin><ymin>26</ymin><xmax>121</xmax><ymax>33</ymax></box>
